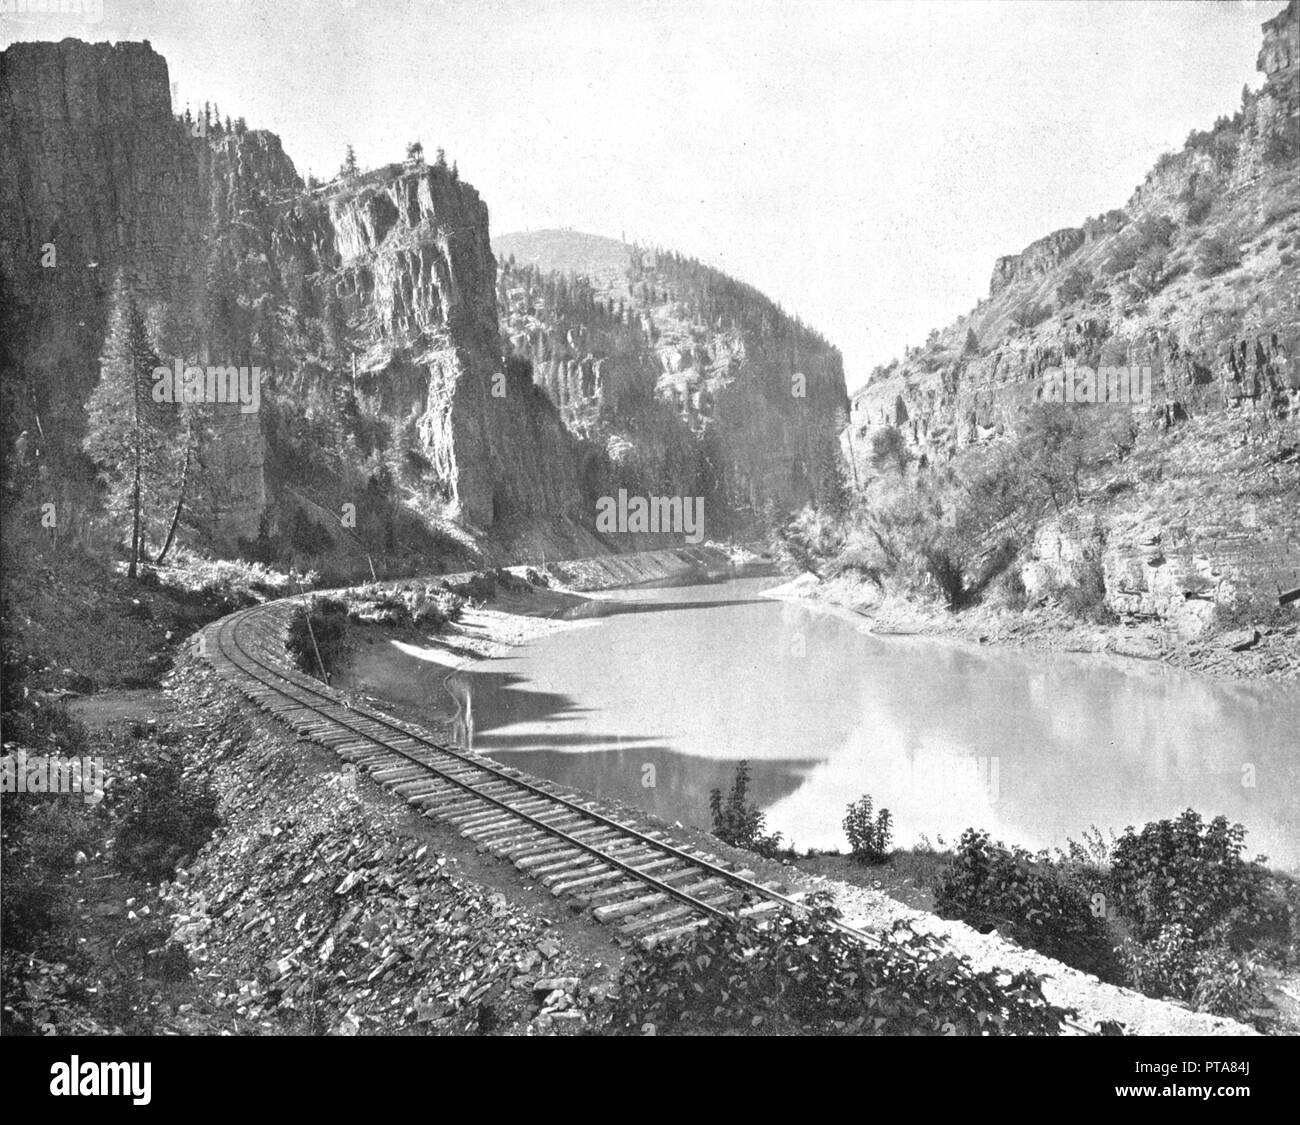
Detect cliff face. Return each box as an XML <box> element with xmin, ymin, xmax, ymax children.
<box><xmin>0</xmin><ymin>38</ymin><xmax>579</xmax><ymax>553</ymax></box>
<box><xmin>989</xmin><ymin>229</ymin><xmax>1087</xmax><ymax>297</ymax></box>
<box><xmin>852</xmin><ymin>2</ymin><xmax>1299</xmax><ymax>450</ymax></box>
<box><xmin>495</xmin><ymin>232</ymin><xmax>849</xmax><ymax>534</ymax></box>
<box><xmin>322</xmin><ymin>173</ymin><xmax>579</xmax><ymax>528</ymax></box>
<box><xmin>846</xmin><ymin>1</ymin><xmax>1300</xmax><ymax>636</ymax></box>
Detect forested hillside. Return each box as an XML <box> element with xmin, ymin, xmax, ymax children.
<box><xmin>495</xmin><ymin>231</ymin><xmax>849</xmax><ymax>533</ymax></box>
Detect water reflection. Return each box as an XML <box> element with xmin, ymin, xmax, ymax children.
<box><xmin>452</xmin><ymin>578</ymin><xmax>1300</xmax><ymax>870</ymax></box>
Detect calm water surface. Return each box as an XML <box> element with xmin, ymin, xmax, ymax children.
<box><xmin>447</xmin><ymin>577</ymin><xmax>1300</xmax><ymax>869</ymax></box>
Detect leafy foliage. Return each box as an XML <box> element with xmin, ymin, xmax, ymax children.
<box><xmin>843</xmin><ymin>794</ymin><xmax>893</xmax><ymax>864</ymax></box>
<box><xmin>83</xmin><ymin>276</ymin><xmax>175</xmax><ymax>577</ymax></box>
<box><xmin>1197</xmin><ymin>232</ymin><xmax>1242</xmax><ymax>276</ymax></box>
<box><xmin>411</xmin><ymin>589</ymin><xmax>466</xmax><ymax>632</ymax></box>
<box><xmin>870</xmin><ymin>426</ymin><xmax>910</xmax><ymax>474</ymax></box>
<box><xmin>1122</xmin><ymin>923</ymin><xmax>1265</xmax><ymax>1017</ymax></box>
<box><xmin>285</xmin><ymin>597</ymin><xmax>349</xmax><ymax>680</ymax></box>
<box><xmin>1055</xmin><ymin>265</ymin><xmax>1094</xmax><ymax>305</ymax></box>
<box><xmin>1009</xmin><ymin>301</ymin><xmax>1052</xmax><ymax>330</ymax></box>
<box><xmin>609</xmin><ymin>897</ymin><xmax>1076</xmax><ymax>1035</ymax></box>
<box><xmin>114</xmin><ymin>751</ymin><xmax>220</xmax><ymax>883</ymax></box>
<box><xmin>933</xmin><ymin>829</ymin><xmax>1122</xmax><ymax>982</ymax></box>
<box><xmin>1107</xmin><ymin>810</ymin><xmax>1281</xmax><ymax>948</ymax></box>
<box><xmin>708</xmin><ymin>760</ymin><xmax>784</xmax><ymax>858</ymax></box>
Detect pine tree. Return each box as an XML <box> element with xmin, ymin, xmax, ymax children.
<box><xmin>341</xmin><ymin>143</ymin><xmax>359</xmax><ymax>178</ymax></box>
<box><xmin>83</xmin><ymin>276</ymin><xmax>170</xmax><ymax>578</ymax></box>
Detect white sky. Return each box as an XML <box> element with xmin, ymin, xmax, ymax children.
<box><xmin>2</xmin><ymin>0</ymin><xmax>1277</xmax><ymax>391</ymax></box>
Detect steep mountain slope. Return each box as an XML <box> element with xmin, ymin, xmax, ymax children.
<box><xmin>0</xmin><ymin>39</ymin><xmax>582</xmax><ymax>572</ymax></box>
<box><xmin>494</xmin><ymin>230</ymin><xmax>850</xmax><ymax>531</ymax></box>
<box><xmin>839</xmin><ymin>1</ymin><xmax>1300</xmax><ymax>639</ymax></box>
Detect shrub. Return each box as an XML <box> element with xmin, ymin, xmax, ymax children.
<box><xmin>411</xmin><ymin>590</ymin><xmax>465</xmax><ymax>632</ymax></box>
<box><xmin>1122</xmin><ymin>923</ymin><xmax>1264</xmax><ymax>1018</ymax></box>
<box><xmin>114</xmin><ymin>752</ymin><xmax>220</xmax><ymax>883</ymax></box>
<box><xmin>1056</xmin><ymin>266</ymin><xmax>1093</xmax><ymax>306</ymax></box>
<box><xmin>1213</xmin><ymin>586</ymin><xmax>1289</xmax><ymax>632</ymax></box>
<box><xmin>1181</xmin><ymin>181</ymin><xmax>1215</xmax><ymax>226</ymax></box>
<box><xmin>0</xmin><ymin>797</ymin><xmax>99</xmax><ymax>951</ymax></box>
<box><xmin>1059</xmin><ymin>554</ymin><xmax>1115</xmax><ymax>624</ymax></box>
<box><xmin>1130</xmin><ymin>246</ymin><xmax>1169</xmax><ymax>294</ymax></box>
<box><xmin>933</xmin><ymin>828</ymin><xmax>1121</xmax><ymax>981</ymax></box>
<box><xmin>1261</xmin><ymin>185</ymin><xmax>1300</xmax><ymax>227</ymax></box>
<box><xmin>1197</xmin><ymin>233</ymin><xmax>1241</xmax><ymax>276</ymax></box>
<box><xmin>445</xmin><ymin>570</ymin><xmax>496</xmax><ymax>601</ymax></box>
<box><xmin>1263</xmin><ymin>121</ymin><xmax>1300</xmax><ymax>168</ymax></box>
<box><xmin>1134</xmin><ymin>214</ymin><xmax>1177</xmax><ymax>249</ymax></box>
<box><xmin>708</xmin><ymin>760</ymin><xmax>784</xmax><ymax>858</ymax></box>
<box><xmin>1107</xmin><ymin>810</ymin><xmax>1281</xmax><ymax>948</ymax></box>
<box><xmin>608</xmin><ymin>898</ymin><xmax>1076</xmax><ymax>1035</ymax></box>
<box><xmin>1010</xmin><ymin>301</ymin><xmax>1052</xmax><ymax>330</ymax></box>
<box><xmin>1103</xmin><ymin>214</ymin><xmax>1177</xmax><ymax>277</ymax></box>
<box><xmin>286</xmin><ymin>598</ymin><xmax>349</xmax><ymax>679</ymax></box>
<box><xmin>870</xmin><ymin>426</ymin><xmax>910</xmax><ymax>474</ymax></box>
<box><xmin>844</xmin><ymin>794</ymin><xmax>893</xmax><ymax>864</ymax></box>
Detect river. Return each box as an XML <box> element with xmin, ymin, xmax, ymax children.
<box><xmin>445</xmin><ymin>576</ymin><xmax>1300</xmax><ymax>870</ymax></box>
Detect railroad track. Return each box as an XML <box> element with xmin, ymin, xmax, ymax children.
<box><xmin>200</xmin><ymin>598</ymin><xmax>859</xmax><ymax>947</ymax></box>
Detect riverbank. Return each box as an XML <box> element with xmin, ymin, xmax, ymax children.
<box><xmin>764</xmin><ymin>571</ymin><xmax>1300</xmax><ymax>682</ymax></box>
<box><xmin>330</xmin><ymin>577</ymin><xmax>1275</xmax><ymax>1035</ymax></box>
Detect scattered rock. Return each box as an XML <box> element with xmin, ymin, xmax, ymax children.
<box><xmin>1222</xmin><ymin>628</ymin><xmax>1260</xmax><ymax>651</ymax></box>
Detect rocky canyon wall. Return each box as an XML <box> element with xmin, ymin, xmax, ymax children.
<box><xmin>845</xmin><ymin>1</ymin><xmax>1300</xmax><ymax>636</ymax></box>
<box><xmin>496</xmin><ymin>233</ymin><xmax>850</xmax><ymax>534</ymax></box>
<box><xmin>0</xmin><ymin>38</ymin><xmax>580</xmax><ymax>553</ymax></box>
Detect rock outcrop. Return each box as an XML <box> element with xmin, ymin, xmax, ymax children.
<box><xmin>496</xmin><ymin>232</ymin><xmax>849</xmax><ymax>533</ymax></box>
<box><xmin>0</xmin><ymin>38</ymin><xmax>580</xmax><ymax>550</ymax></box>
<box><xmin>990</xmin><ymin>228</ymin><xmax>1087</xmax><ymax>297</ymax></box>
<box><xmin>846</xmin><ymin>1</ymin><xmax>1300</xmax><ymax>636</ymax></box>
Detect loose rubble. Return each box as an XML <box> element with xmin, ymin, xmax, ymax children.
<box><xmin>161</xmin><ymin>663</ymin><xmax>617</xmax><ymax>1035</ymax></box>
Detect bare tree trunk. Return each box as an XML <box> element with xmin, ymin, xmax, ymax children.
<box><xmin>129</xmin><ymin>450</ymin><xmax>142</xmax><ymax>579</ymax></box>
<box><xmin>155</xmin><ymin>431</ymin><xmax>193</xmax><ymax>566</ymax></box>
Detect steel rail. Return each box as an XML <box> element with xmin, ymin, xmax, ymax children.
<box><xmin>211</xmin><ymin>599</ymin><xmax>884</xmax><ymax>946</ymax></box>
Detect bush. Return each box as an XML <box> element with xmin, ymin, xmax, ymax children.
<box><xmin>445</xmin><ymin>571</ymin><xmax>497</xmax><ymax>601</ymax></box>
<box><xmin>286</xmin><ymin>598</ymin><xmax>349</xmax><ymax>679</ymax></box>
<box><xmin>1181</xmin><ymin>182</ymin><xmax>1215</xmax><ymax>226</ymax></box>
<box><xmin>1056</xmin><ymin>266</ymin><xmax>1093</xmax><ymax>306</ymax></box>
<box><xmin>608</xmin><ymin>897</ymin><xmax>1076</xmax><ymax>1035</ymax></box>
<box><xmin>1102</xmin><ymin>214</ymin><xmax>1177</xmax><ymax>277</ymax></box>
<box><xmin>1263</xmin><ymin>121</ymin><xmax>1300</xmax><ymax>169</ymax></box>
<box><xmin>1130</xmin><ymin>246</ymin><xmax>1169</xmax><ymax>294</ymax></box>
<box><xmin>843</xmin><ymin>794</ymin><xmax>893</xmax><ymax>864</ymax></box>
<box><xmin>933</xmin><ymin>829</ymin><xmax>1121</xmax><ymax>981</ymax></box>
<box><xmin>1059</xmin><ymin>554</ymin><xmax>1114</xmax><ymax>624</ymax></box>
<box><xmin>1107</xmin><ymin>810</ymin><xmax>1281</xmax><ymax>948</ymax></box>
<box><xmin>1197</xmin><ymin>233</ymin><xmax>1241</xmax><ymax>276</ymax></box>
<box><xmin>1010</xmin><ymin>301</ymin><xmax>1052</xmax><ymax>330</ymax></box>
<box><xmin>1122</xmin><ymin>923</ymin><xmax>1264</xmax><ymax>1018</ymax></box>
<box><xmin>0</xmin><ymin>797</ymin><xmax>99</xmax><ymax>951</ymax></box>
<box><xmin>708</xmin><ymin>760</ymin><xmax>784</xmax><ymax>858</ymax></box>
<box><xmin>870</xmin><ymin>426</ymin><xmax>910</xmax><ymax>474</ymax></box>
<box><xmin>411</xmin><ymin>590</ymin><xmax>466</xmax><ymax>632</ymax></box>
<box><xmin>1213</xmin><ymin>586</ymin><xmax>1289</xmax><ymax>632</ymax></box>
<box><xmin>114</xmin><ymin>752</ymin><xmax>220</xmax><ymax>883</ymax></box>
